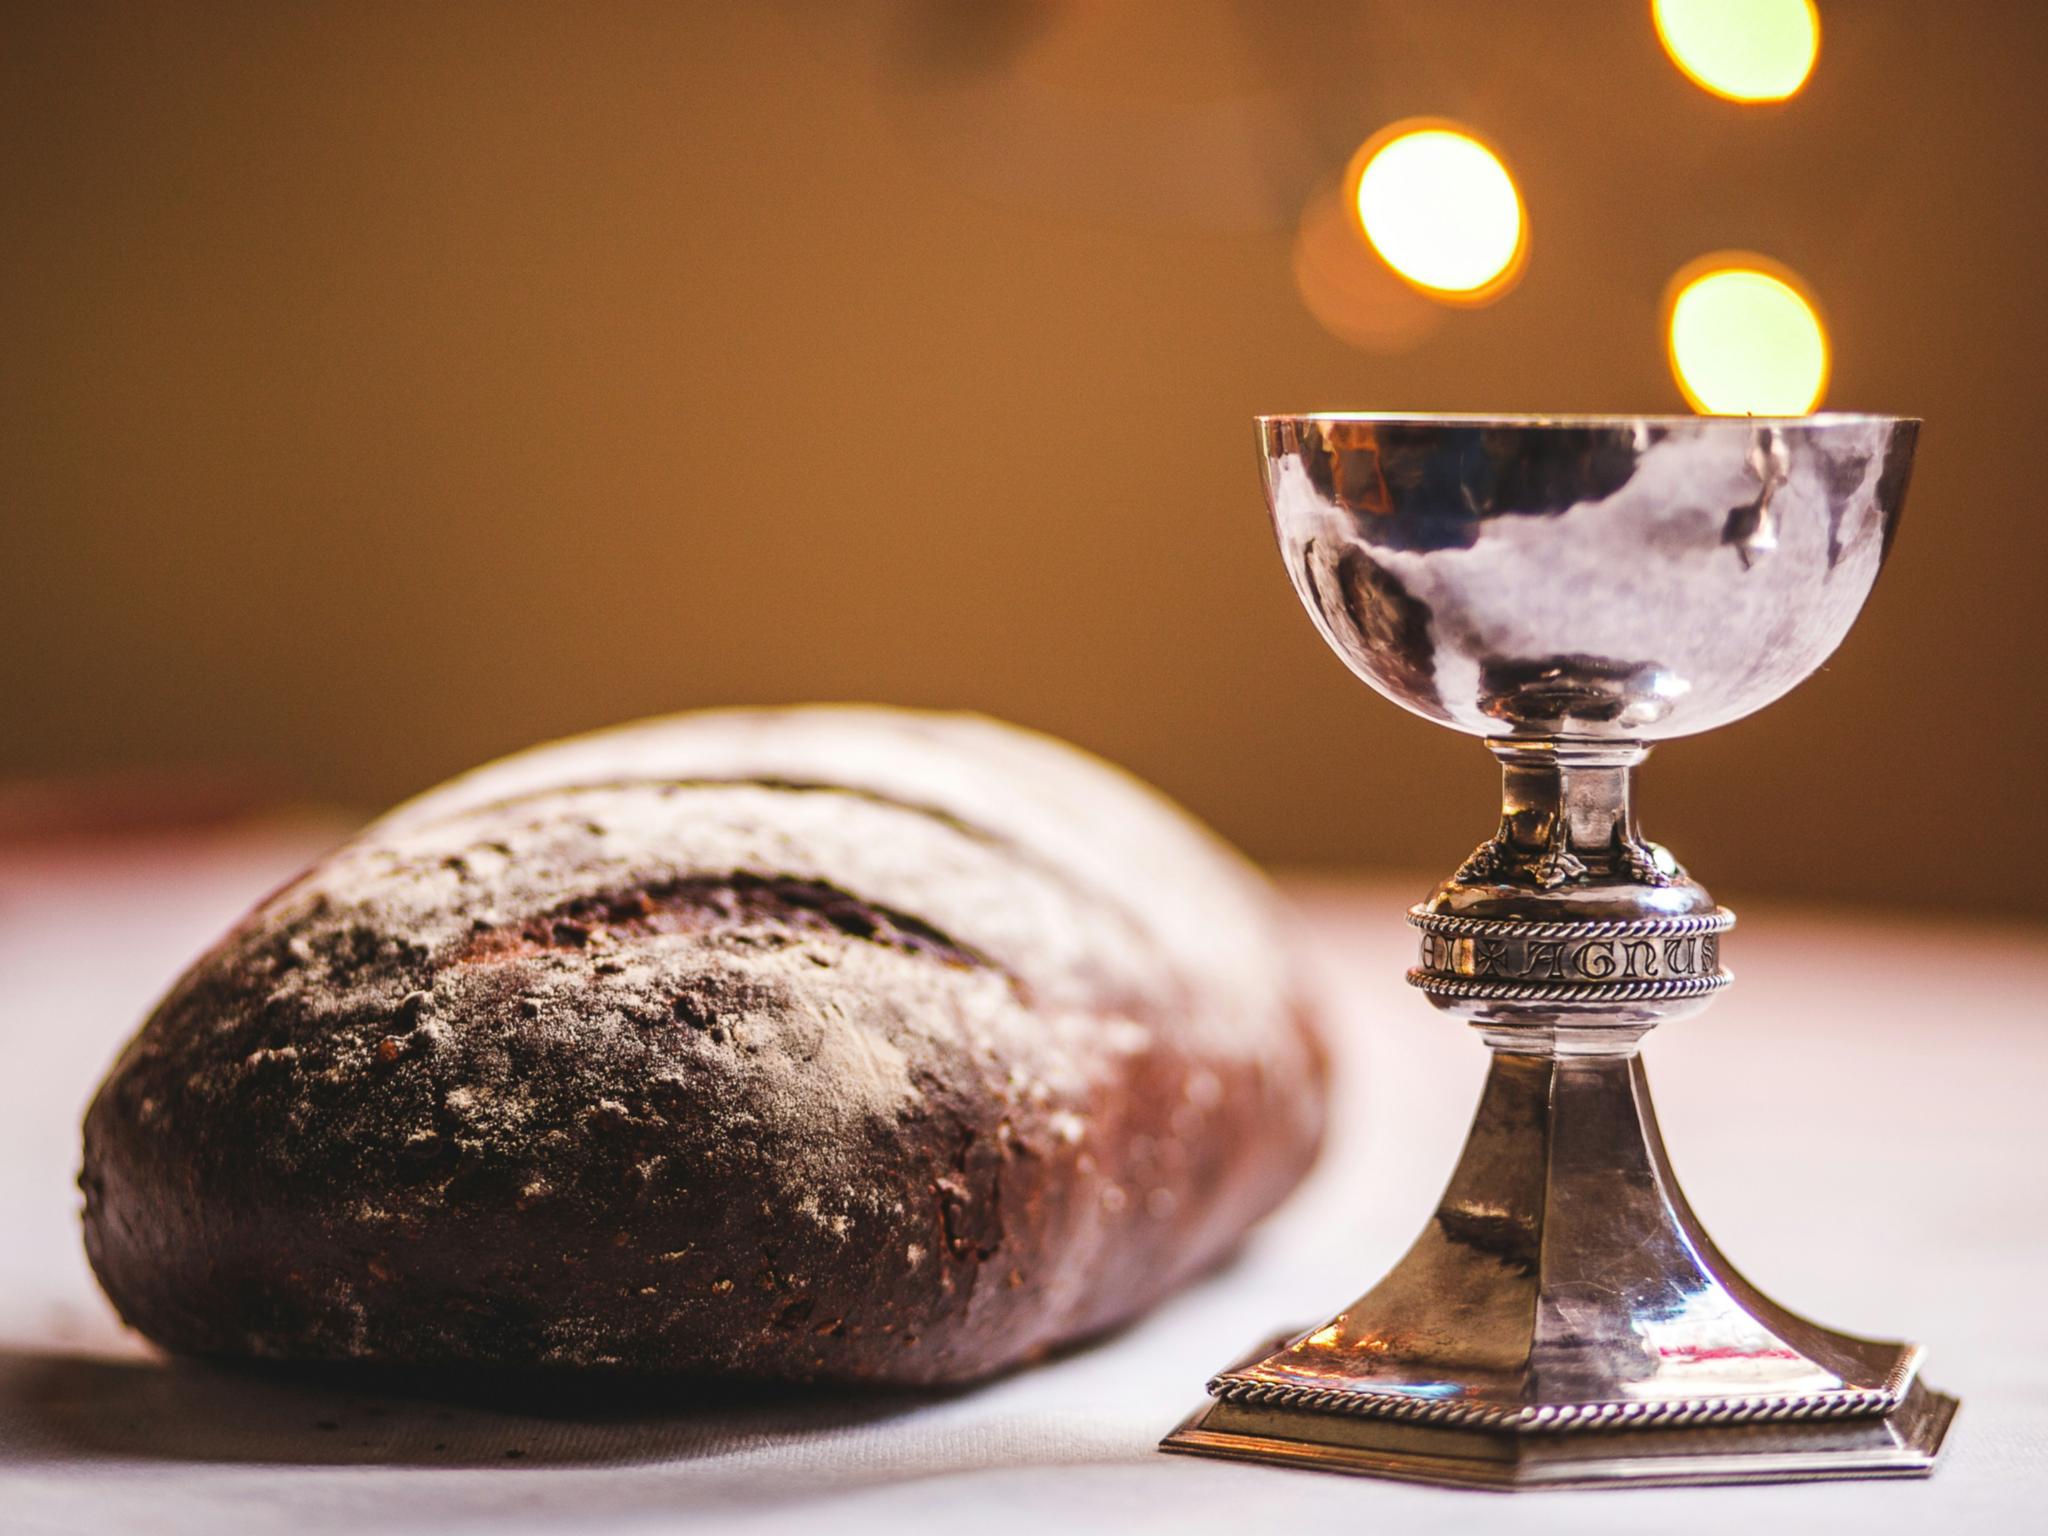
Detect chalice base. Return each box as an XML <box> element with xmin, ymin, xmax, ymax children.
<box><xmin>1161</xmin><ymin>1049</ymin><xmax>1957</xmax><ymax>1491</ymax></box>
<box><xmin>1161</xmin><ymin>1368</ymin><xmax>1955</xmax><ymax>1490</ymax></box>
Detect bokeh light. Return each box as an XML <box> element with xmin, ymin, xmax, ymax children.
<box><xmin>1293</xmin><ymin>181</ymin><xmax>1442</xmax><ymax>354</ymax></box>
<box><xmin>1654</xmin><ymin>0</ymin><xmax>1820</xmax><ymax>103</ymax></box>
<box><xmin>1351</xmin><ymin>124</ymin><xmax>1525</xmax><ymax>303</ymax></box>
<box><xmin>1667</xmin><ymin>259</ymin><xmax>1830</xmax><ymax>416</ymax></box>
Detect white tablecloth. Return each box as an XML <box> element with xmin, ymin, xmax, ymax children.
<box><xmin>3</xmin><ymin>828</ymin><xmax>2044</xmax><ymax>1534</ymax></box>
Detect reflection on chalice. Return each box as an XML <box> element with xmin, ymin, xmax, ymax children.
<box><xmin>1162</xmin><ymin>414</ymin><xmax>1955</xmax><ymax>1490</ymax></box>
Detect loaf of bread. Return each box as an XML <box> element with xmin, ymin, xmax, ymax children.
<box><xmin>81</xmin><ymin>707</ymin><xmax>1327</xmax><ymax>1384</ymax></box>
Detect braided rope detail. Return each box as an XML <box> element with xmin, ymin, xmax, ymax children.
<box><xmin>1406</xmin><ymin>906</ymin><xmax>1736</xmax><ymax>941</ymax></box>
<box><xmin>1407</xmin><ymin>971</ymin><xmax>1729</xmax><ymax>1003</ymax></box>
<box><xmin>1207</xmin><ymin>1376</ymin><xmax>1900</xmax><ymax>1432</ymax></box>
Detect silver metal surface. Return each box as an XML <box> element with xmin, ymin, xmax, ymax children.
<box><xmin>1265</xmin><ymin>413</ymin><xmax>1914</xmax><ymax>743</ymax></box>
<box><xmin>1163</xmin><ymin>413</ymin><xmax>1954</xmax><ymax>1490</ymax></box>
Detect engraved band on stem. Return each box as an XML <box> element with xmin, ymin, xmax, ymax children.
<box><xmin>1406</xmin><ymin>905</ymin><xmax>1735</xmax><ymax>994</ymax></box>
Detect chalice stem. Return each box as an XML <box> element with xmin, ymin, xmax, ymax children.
<box><xmin>1464</xmin><ymin>740</ymin><xmax>1672</xmax><ymax>892</ymax></box>
<box><xmin>1279</xmin><ymin>1039</ymin><xmax>1913</xmax><ymax>1417</ymax></box>
<box><xmin>1169</xmin><ymin>734</ymin><xmax>1956</xmax><ymax>1484</ymax></box>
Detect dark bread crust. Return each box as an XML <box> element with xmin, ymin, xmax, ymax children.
<box><xmin>81</xmin><ymin>708</ymin><xmax>1327</xmax><ymax>1384</ymax></box>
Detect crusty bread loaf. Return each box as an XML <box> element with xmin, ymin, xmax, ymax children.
<box><xmin>81</xmin><ymin>707</ymin><xmax>1327</xmax><ymax>1384</ymax></box>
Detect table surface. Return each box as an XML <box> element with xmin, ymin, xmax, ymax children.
<box><xmin>3</xmin><ymin>825</ymin><xmax>2045</xmax><ymax>1535</ymax></box>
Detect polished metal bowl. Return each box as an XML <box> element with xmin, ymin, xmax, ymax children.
<box><xmin>1262</xmin><ymin>413</ymin><xmax>1916</xmax><ymax>740</ymax></box>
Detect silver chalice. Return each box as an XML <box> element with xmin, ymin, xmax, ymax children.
<box><xmin>1163</xmin><ymin>413</ymin><xmax>1956</xmax><ymax>1490</ymax></box>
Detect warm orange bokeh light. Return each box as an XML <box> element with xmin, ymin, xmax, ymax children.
<box><xmin>1293</xmin><ymin>182</ymin><xmax>1441</xmax><ymax>354</ymax></box>
<box><xmin>1666</xmin><ymin>257</ymin><xmax>1830</xmax><ymax>415</ymax></box>
<box><xmin>1349</xmin><ymin>123</ymin><xmax>1525</xmax><ymax>304</ymax></box>
<box><xmin>1654</xmin><ymin>0</ymin><xmax>1820</xmax><ymax>103</ymax></box>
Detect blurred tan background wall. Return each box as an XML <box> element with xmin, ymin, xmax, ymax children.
<box><xmin>5</xmin><ymin>0</ymin><xmax>2045</xmax><ymax>914</ymax></box>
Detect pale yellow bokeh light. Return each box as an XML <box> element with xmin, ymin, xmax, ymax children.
<box><xmin>1668</xmin><ymin>264</ymin><xmax>1829</xmax><ymax>416</ymax></box>
<box><xmin>1654</xmin><ymin>0</ymin><xmax>1820</xmax><ymax>103</ymax></box>
<box><xmin>1353</xmin><ymin>126</ymin><xmax>1524</xmax><ymax>301</ymax></box>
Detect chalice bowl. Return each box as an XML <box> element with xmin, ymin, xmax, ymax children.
<box><xmin>1162</xmin><ymin>414</ymin><xmax>1956</xmax><ymax>1490</ymax></box>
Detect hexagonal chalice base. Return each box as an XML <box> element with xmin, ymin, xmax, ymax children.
<box><xmin>1161</xmin><ymin>1049</ymin><xmax>1957</xmax><ymax>1489</ymax></box>
<box><xmin>1164</xmin><ymin>1363</ymin><xmax>1956</xmax><ymax>1492</ymax></box>
<box><xmin>1164</xmin><ymin>415</ymin><xmax>1955</xmax><ymax>1490</ymax></box>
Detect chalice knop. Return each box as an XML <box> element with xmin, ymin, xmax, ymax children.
<box><xmin>1163</xmin><ymin>414</ymin><xmax>1955</xmax><ymax>1490</ymax></box>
